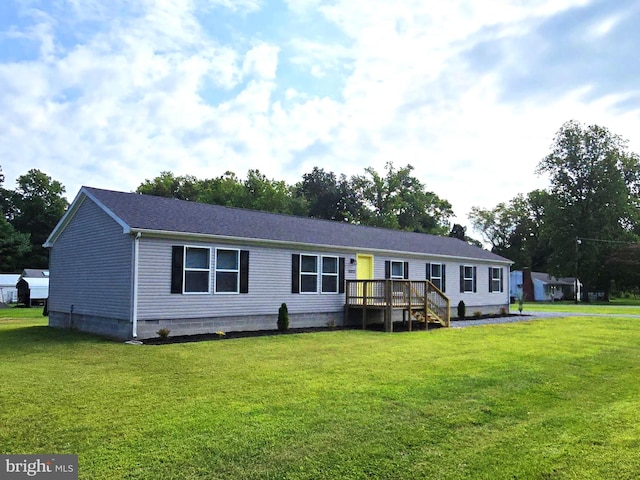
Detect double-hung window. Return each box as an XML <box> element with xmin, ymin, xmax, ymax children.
<box><xmin>384</xmin><ymin>260</ymin><xmax>409</xmax><ymax>280</ymax></box>
<box><xmin>426</xmin><ymin>263</ymin><xmax>446</xmax><ymax>292</ymax></box>
<box><xmin>172</xmin><ymin>246</ymin><xmax>249</xmax><ymax>294</ymax></box>
<box><xmin>321</xmin><ymin>256</ymin><xmax>339</xmax><ymax>293</ymax></box>
<box><xmin>460</xmin><ymin>265</ymin><xmax>477</xmax><ymax>293</ymax></box>
<box><xmin>215</xmin><ymin>249</ymin><xmax>239</xmax><ymax>293</ymax></box>
<box><xmin>391</xmin><ymin>261</ymin><xmax>405</xmax><ymax>279</ymax></box>
<box><xmin>300</xmin><ymin>254</ymin><xmax>319</xmax><ymax>293</ymax></box>
<box><xmin>183</xmin><ymin>246</ymin><xmax>211</xmax><ymax>293</ymax></box>
<box><xmin>489</xmin><ymin>267</ymin><xmax>503</xmax><ymax>293</ymax></box>
<box><xmin>292</xmin><ymin>254</ymin><xmax>345</xmax><ymax>294</ymax></box>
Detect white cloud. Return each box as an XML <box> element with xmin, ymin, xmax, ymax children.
<box><xmin>1</xmin><ymin>0</ymin><xmax>640</xmax><ymax>241</ymax></box>
<box><xmin>242</xmin><ymin>44</ymin><xmax>280</xmax><ymax>80</ymax></box>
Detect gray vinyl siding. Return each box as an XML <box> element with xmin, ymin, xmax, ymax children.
<box><xmin>136</xmin><ymin>237</ymin><xmax>351</xmax><ymax>321</ymax></box>
<box><xmin>48</xmin><ymin>198</ymin><xmax>133</xmax><ymax>320</ymax></box>
<box><xmin>371</xmin><ymin>256</ymin><xmax>509</xmax><ymax>314</ymax></box>
<box><xmin>136</xmin><ymin>243</ymin><xmax>509</xmax><ymax>322</ymax></box>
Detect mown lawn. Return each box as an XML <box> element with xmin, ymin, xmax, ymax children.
<box><xmin>2</xmin><ymin>307</ymin><xmax>640</xmax><ymax>479</ymax></box>
<box><xmin>516</xmin><ymin>301</ymin><xmax>640</xmax><ymax>315</ymax></box>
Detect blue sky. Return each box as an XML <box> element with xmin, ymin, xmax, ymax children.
<box><xmin>2</xmin><ymin>0</ymin><xmax>639</xmax><ymax>234</ymax></box>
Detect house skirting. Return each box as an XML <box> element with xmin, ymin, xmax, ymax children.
<box><xmin>49</xmin><ymin>310</ymin><xmax>132</xmax><ymax>340</ymax></box>
<box><xmin>49</xmin><ymin>310</ymin><xmax>345</xmax><ymax>340</ymax></box>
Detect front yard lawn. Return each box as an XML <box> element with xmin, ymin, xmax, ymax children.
<box><xmin>2</xmin><ymin>308</ymin><xmax>640</xmax><ymax>479</ymax></box>
<box><xmin>515</xmin><ymin>301</ymin><xmax>640</xmax><ymax>315</ymax></box>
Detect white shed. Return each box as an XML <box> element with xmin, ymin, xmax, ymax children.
<box><xmin>0</xmin><ymin>274</ymin><xmax>20</xmax><ymax>303</ymax></box>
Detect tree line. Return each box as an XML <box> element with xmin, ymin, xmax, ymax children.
<box><xmin>0</xmin><ymin>162</ymin><xmax>467</xmax><ymax>272</ymax></box>
<box><xmin>469</xmin><ymin>120</ymin><xmax>640</xmax><ymax>300</ymax></box>
<box><xmin>136</xmin><ymin>162</ymin><xmax>458</xmax><ymax>236</ymax></box>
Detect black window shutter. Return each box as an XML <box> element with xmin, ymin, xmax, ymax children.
<box><xmin>403</xmin><ymin>262</ymin><xmax>409</xmax><ymax>279</ymax></box>
<box><xmin>489</xmin><ymin>267</ymin><xmax>493</xmax><ymax>293</ymax></box>
<box><xmin>240</xmin><ymin>250</ymin><xmax>249</xmax><ymax>293</ymax></box>
<box><xmin>385</xmin><ymin>261</ymin><xmax>391</xmax><ymax>279</ymax></box>
<box><xmin>171</xmin><ymin>246</ymin><xmax>184</xmax><ymax>294</ymax></box>
<box><xmin>442</xmin><ymin>265</ymin><xmax>446</xmax><ymax>292</ymax></box>
<box><xmin>473</xmin><ymin>266</ymin><xmax>477</xmax><ymax>293</ymax></box>
<box><xmin>292</xmin><ymin>254</ymin><xmax>300</xmax><ymax>293</ymax></box>
<box><xmin>426</xmin><ymin>263</ymin><xmax>431</xmax><ymax>281</ymax></box>
<box><xmin>339</xmin><ymin>257</ymin><xmax>345</xmax><ymax>294</ymax></box>
<box><xmin>500</xmin><ymin>268</ymin><xmax>504</xmax><ymax>292</ymax></box>
<box><xmin>459</xmin><ymin>265</ymin><xmax>464</xmax><ymax>292</ymax></box>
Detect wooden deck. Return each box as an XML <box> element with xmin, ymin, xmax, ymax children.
<box><xmin>345</xmin><ymin>279</ymin><xmax>450</xmax><ymax>332</ymax></box>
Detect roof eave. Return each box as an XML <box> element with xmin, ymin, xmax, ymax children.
<box><xmin>130</xmin><ymin>228</ymin><xmax>513</xmax><ymax>265</ymax></box>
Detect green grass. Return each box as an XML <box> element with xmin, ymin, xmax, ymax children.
<box><xmin>515</xmin><ymin>301</ymin><xmax>640</xmax><ymax>315</ymax></box>
<box><xmin>2</xmin><ymin>307</ymin><xmax>640</xmax><ymax>479</ymax></box>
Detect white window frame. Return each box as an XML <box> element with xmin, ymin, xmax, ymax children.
<box><xmin>463</xmin><ymin>265</ymin><xmax>475</xmax><ymax>293</ymax></box>
<box><xmin>300</xmin><ymin>254</ymin><xmax>319</xmax><ymax>294</ymax></box>
<box><xmin>491</xmin><ymin>267</ymin><xmax>502</xmax><ymax>293</ymax></box>
<box><xmin>390</xmin><ymin>260</ymin><xmax>405</xmax><ymax>279</ymax></box>
<box><xmin>183</xmin><ymin>246</ymin><xmax>211</xmax><ymax>294</ymax></box>
<box><xmin>215</xmin><ymin>248</ymin><xmax>240</xmax><ymax>294</ymax></box>
<box><xmin>430</xmin><ymin>263</ymin><xmax>444</xmax><ymax>291</ymax></box>
<box><xmin>321</xmin><ymin>256</ymin><xmax>339</xmax><ymax>294</ymax></box>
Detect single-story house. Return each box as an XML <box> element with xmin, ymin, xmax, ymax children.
<box><xmin>16</xmin><ymin>277</ymin><xmax>49</xmax><ymax>306</ymax></box>
<box><xmin>0</xmin><ymin>274</ymin><xmax>20</xmax><ymax>303</ymax></box>
<box><xmin>510</xmin><ymin>269</ymin><xmax>581</xmax><ymax>302</ymax></box>
<box><xmin>45</xmin><ymin>187</ymin><xmax>513</xmax><ymax>340</ymax></box>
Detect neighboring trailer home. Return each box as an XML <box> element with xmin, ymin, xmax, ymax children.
<box><xmin>510</xmin><ymin>269</ymin><xmax>580</xmax><ymax>302</ymax></box>
<box><xmin>0</xmin><ymin>274</ymin><xmax>20</xmax><ymax>303</ymax></box>
<box><xmin>45</xmin><ymin>187</ymin><xmax>512</xmax><ymax>340</ymax></box>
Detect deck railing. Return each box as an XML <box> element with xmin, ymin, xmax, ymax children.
<box><xmin>345</xmin><ymin>279</ymin><xmax>450</xmax><ymax>330</ymax></box>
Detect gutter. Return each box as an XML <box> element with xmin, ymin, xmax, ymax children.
<box><xmin>129</xmin><ymin>228</ymin><xmax>513</xmax><ymax>265</ymax></box>
<box><xmin>132</xmin><ymin>232</ymin><xmax>141</xmax><ymax>338</ymax></box>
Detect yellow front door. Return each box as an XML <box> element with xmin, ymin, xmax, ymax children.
<box><xmin>356</xmin><ymin>254</ymin><xmax>373</xmax><ymax>279</ymax></box>
<box><xmin>356</xmin><ymin>254</ymin><xmax>374</xmax><ymax>300</ymax></box>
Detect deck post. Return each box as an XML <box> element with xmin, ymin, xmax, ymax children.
<box><xmin>408</xmin><ymin>281</ymin><xmax>412</xmax><ymax>332</ymax></box>
<box><xmin>362</xmin><ymin>280</ymin><xmax>368</xmax><ymax>330</ymax></box>
<box><xmin>423</xmin><ymin>281</ymin><xmax>428</xmax><ymax>327</ymax></box>
<box><xmin>384</xmin><ymin>280</ymin><xmax>393</xmax><ymax>332</ymax></box>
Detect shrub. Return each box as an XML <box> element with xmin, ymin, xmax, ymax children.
<box><xmin>473</xmin><ymin>310</ymin><xmax>483</xmax><ymax>318</ymax></box>
<box><xmin>156</xmin><ymin>328</ymin><xmax>170</xmax><ymax>339</ymax></box>
<box><xmin>277</xmin><ymin>303</ymin><xmax>289</xmax><ymax>331</ymax></box>
<box><xmin>499</xmin><ymin>307</ymin><xmax>508</xmax><ymax>316</ymax></box>
<box><xmin>517</xmin><ymin>296</ymin><xmax>524</xmax><ymax>314</ymax></box>
<box><xmin>457</xmin><ymin>300</ymin><xmax>466</xmax><ymax>320</ymax></box>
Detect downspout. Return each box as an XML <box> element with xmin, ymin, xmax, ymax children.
<box><xmin>132</xmin><ymin>232</ymin><xmax>141</xmax><ymax>338</ymax></box>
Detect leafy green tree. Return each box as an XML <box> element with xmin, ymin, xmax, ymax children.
<box><xmin>198</xmin><ymin>171</ymin><xmax>247</xmax><ymax>207</ymax></box>
<box><xmin>350</xmin><ymin>162</ymin><xmax>453</xmax><ymax>234</ymax></box>
<box><xmin>469</xmin><ymin>190</ymin><xmax>552</xmax><ymax>270</ymax></box>
<box><xmin>0</xmin><ymin>219</ymin><xmax>31</xmax><ymax>272</ymax></box>
<box><xmin>0</xmin><ymin>166</ymin><xmax>32</xmax><ymax>272</ymax></box>
<box><xmin>137</xmin><ymin>171</ymin><xmax>200</xmax><ymax>200</ymax></box>
<box><xmin>6</xmin><ymin>169</ymin><xmax>68</xmax><ymax>269</ymax></box>
<box><xmin>242</xmin><ymin>169</ymin><xmax>303</xmax><ymax>214</ymax></box>
<box><xmin>295</xmin><ymin>167</ymin><xmax>362</xmax><ymax>222</ymax></box>
<box><xmin>537</xmin><ymin>120</ymin><xmax>640</xmax><ymax>299</ymax></box>
<box><xmin>605</xmin><ymin>243</ymin><xmax>640</xmax><ymax>293</ymax></box>
<box><xmin>448</xmin><ymin>223</ymin><xmax>483</xmax><ymax>248</ymax></box>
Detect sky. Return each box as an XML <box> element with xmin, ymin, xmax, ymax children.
<box><xmin>1</xmin><ymin>0</ymin><xmax>640</xmax><ymax>235</ymax></box>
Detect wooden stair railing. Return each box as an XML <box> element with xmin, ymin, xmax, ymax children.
<box><xmin>345</xmin><ymin>280</ymin><xmax>451</xmax><ymax>331</ymax></box>
<box><xmin>406</xmin><ymin>280</ymin><xmax>450</xmax><ymax>327</ymax></box>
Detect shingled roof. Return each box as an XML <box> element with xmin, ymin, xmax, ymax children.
<box><xmin>48</xmin><ymin>186</ymin><xmax>510</xmax><ymax>263</ymax></box>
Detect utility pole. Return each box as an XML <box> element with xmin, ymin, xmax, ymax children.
<box><xmin>574</xmin><ymin>237</ymin><xmax>581</xmax><ymax>303</ymax></box>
